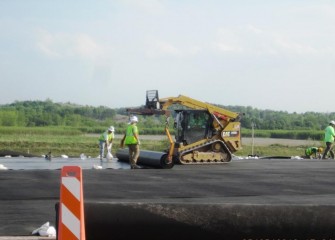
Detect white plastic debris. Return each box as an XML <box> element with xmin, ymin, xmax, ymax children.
<box><xmin>4</xmin><ymin>155</ymin><xmax>11</xmax><ymax>158</ymax></box>
<box><xmin>92</xmin><ymin>164</ymin><xmax>103</xmax><ymax>170</ymax></box>
<box><xmin>80</xmin><ymin>153</ymin><xmax>87</xmax><ymax>160</ymax></box>
<box><xmin>232</xmin><ymin>155</ymin><xmax>244</xmax><ymax>160</ymax></box>
<box><xmin>106</xmin><ymin>151</ymin><xmax>113</xmax><ymax>160</ymax></box>
<box><xmin>32</xmin><ymin>222</ymin><xmax>56</xmax><ymax>237</ymax></box>
<box><xmin>0</xmin><ymin>164</ymin><xmax>8</xmax><ymax>170</ymax></box>
<box><xmin>61</xmin><ymin>154</ymin><xmax>69</xmax><ymax>158</ymax></box>
<box><xmin>246</xmin><ymin>155</ymin><xmax>259</xmax><ymax>159</ymax></box>
<box><xmin>291</xmin><ymin>156</ymin><xmax>303</xmax><ymax>160</ymax></box>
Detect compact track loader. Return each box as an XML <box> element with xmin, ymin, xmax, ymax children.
<box><xmin>118</xmin><ymin>90</ymin><xmax>242</xmax><ymax>168</ymax></box>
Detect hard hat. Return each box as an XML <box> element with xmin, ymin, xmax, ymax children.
<box><xmin>318</xmin><ymin>147</ymin><xmax>323</xmax><ymax>153</ymax></box>
<box><xmin>108</xmin><ymin>126</ymin><xmax>115</xmax><ymax>131</ymax></box>
<box><xmin>330</xmin><ymin>120</ymin><xmax>335</xmax><ymax>125</ymax></box>
<box><xmin>130</xmin><ymin>116</ymin><xmax>138</xmax><ymax>123</ymax></box>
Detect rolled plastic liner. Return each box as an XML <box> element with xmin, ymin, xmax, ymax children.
<box><xmin>116</xmin><ymin>148</ymin><xmax>174</xmax><ymax>169</ymax></box>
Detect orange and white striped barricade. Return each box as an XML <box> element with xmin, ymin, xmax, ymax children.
<box><xmin>58</xmin><ymin>166</ymin><xmax>86</xmax><ymax>240</ymax></box>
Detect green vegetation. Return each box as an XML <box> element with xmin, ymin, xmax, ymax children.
<box><xmin>0</xmin><ymin>127</ymin><xmax>170</xmax><ymax>157</ymax></box>
<box><xmin>242</xmin><ymin>129</ymin><xmax>323</xmax><ymax>141</ymax></box>
<box><xmin>224</xmin><ymin>105</ymin><xmax>335</xmax><ymax>131</ymax></box>
<box><xmin>0</xmin><ymin>126</ymin><xmax>309</xmax><ymax>158</ymax></box>
<box><xmin>1</xmin><ymin>99</ymin><xmax>335</xmax><ymax>133</ymax></box>
<box><xmin>0</xmin><ymin>100</ymin><xmax>331</xmax><ymax>157</ymax></box>
<box><xmin>0</xmin><ymin>99</ymin><xmax>116</xmax><ymax>127</ymax></box>
<box><xmin>0</xmin><ymin>100</ymin><xmax>168</xmax><ymax>135</ymax></box>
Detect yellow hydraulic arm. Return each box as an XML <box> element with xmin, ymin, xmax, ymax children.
<box><xmin>159</xmin><ymin>95</ymin><xmax>240</xmax><ymax>121</ymax></box>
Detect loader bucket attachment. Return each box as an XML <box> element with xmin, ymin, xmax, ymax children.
<box><xmin>146</xmin><ymin>90</ymin><xmax>160</xmax><ymax>109</ymax></box>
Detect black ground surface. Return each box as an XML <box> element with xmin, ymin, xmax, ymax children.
<box><xmin>1</xmin><ymin>158</ymin><xmax>335</xmax><ymax>240</ymax></box>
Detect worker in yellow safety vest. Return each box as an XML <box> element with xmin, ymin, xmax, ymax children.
<box><xmin>98</xmin><ymin>126</ymin><xmax>115</xmax><ymax>160</ymax></box>
<box><xmin>305</xmin><ymin>147</ymin><xmax>323</xmax><ymax>159</ymax></box>
<box><xmin>322</xmin><ymin>120</ymin><xmax>335</xmax><ymax>159</ymax></box>
<box><xmin>121</xmin><ymin>116</ymin><xmax>141</xmax><ymax>169</ymax></box>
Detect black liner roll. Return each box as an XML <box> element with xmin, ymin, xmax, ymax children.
<box><xmin>116</xmin><ymin>148</ymin><xmax>174</xmax><ymax>169</ymax></box>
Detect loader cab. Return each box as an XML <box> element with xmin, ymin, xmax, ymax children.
<box><xmin>174</xmin><ymin>110</ymin><xmax>213</xmax><ymax>145</ymax></box>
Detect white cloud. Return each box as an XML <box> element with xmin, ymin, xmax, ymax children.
<box><xmin>212</xmin><ymin>23</ymin><xmax>335</xmax><ymax>56</ymax></box>
<box><xmin>119</xmin><ymin>0</ymin><xmax>165</xmax><ymax>15</ymax></box>
<box><xmin>35</xmin><ymin>30</ymin><xmax>109</xmax><ymax>61</ymax></box>
<box><xmin>289</xmin><ymin>3</ymin><xmax>335</xmax><ymax>19</ymax></box>
<box><xmin>36</xmin><ymin>31</ymin><xmax>62</xmax><ymax>58</ymax></box>
<box><xmin>74</xmin><ymin>34</ymin><xmax>104</xmax><ymax>59</ymax></box>
<box><xmin>274</xmin><ymin>37</ymin><xmax>318</xmax><ymax>55</ymax></box>
<box><xmin>213</xmin><ymin>27</ymin><xmax>244</xmax><ymax>53</ymax></box>
<box><xmin>246</xmin><ymin>24</ymin><xmax>263</xmax><ymax>34</ymax></box>
<box><xmin>145</xmin><ymin>39</ymin><xmax>181</xmax><ymax>57</ymax></box>
<box><xmin>187</xmin><ymin>45</ymin><xmax>202</xmax><ymax>55</ymax></box>
<box><xmin>144</xmin><ymin>39</ymin><xmax>203</xmax><ymax>58</ymax></box>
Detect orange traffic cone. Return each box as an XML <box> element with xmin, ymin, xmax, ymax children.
<box><xmin>58</xmin><ymin>166</ymin><xmax>86</xmax><ymax>240</ymax></box>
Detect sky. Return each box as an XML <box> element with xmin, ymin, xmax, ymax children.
<box><xmin>0</xmin><ymin>0</ymin><xmax>334</xmax><ymax>113</ymax></box>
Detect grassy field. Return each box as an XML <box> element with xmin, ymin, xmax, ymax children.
<box><xmin>0</xmin><ymin>132</ymin><xmax>170</xmax><ymax>158</ymax></box>
<box><xmin>0</xmin><ymin>127</ymin><xmax>324</xmax><ymax>158</ymax></box>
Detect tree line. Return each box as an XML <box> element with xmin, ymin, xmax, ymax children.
<box><xmin>0</xmin><ymin>99</ymin><xmax>117</xmax><ymax>127</ymax></box>
<box><xmin>0</xmin><ymin>100</ymin><xmax>334</xmax><ymax>133</ymax></box>
<box><xmin>223</xmin><ymin>105</ymin><xmax>334</xmax><ymax>131</ymax></box>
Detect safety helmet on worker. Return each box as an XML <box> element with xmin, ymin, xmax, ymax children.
<box><xmin>330</xmin><ymin>120</ymin><xmax>335</xmax><ymax>125</ymax></box>
<box><xmin>318</xmin><ymin>147</ymin><xmax>323</xmax><ymax>153</ymax></box>
<box><xmin>130</xmin><ymin>116</ymin><xmax>138</xmax><ymax>123</ymax></box>
<box><xmin>108</xmin><ymin>126</ymin><xmax>115</xmax><ymax>132</ymax></box>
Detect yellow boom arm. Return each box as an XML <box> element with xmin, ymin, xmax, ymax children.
<box><xmin>159</xmin><ymin>95</ymin><xmax>240</xmax><ymax>122</ymax></box>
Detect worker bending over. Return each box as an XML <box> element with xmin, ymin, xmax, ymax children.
<box><xmin>305</xmin><ymin>147</ymin><xmax>323</xmax><ymax>159</ymax></box>
<box><xmin>98</xmin><ymin>126</ymin><xmax>115</xmax><ymax>160</ymax></box>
